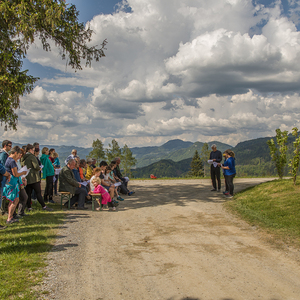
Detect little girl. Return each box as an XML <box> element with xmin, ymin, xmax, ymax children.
<box><xmin>91</xmin><ymin>177</ymin><xmax>117</xmax><ymax>211</ymax></box>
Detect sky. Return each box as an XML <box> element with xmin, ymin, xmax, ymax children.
<box><xmin>2</xmin><ymin>0</ymin><xmax>300</xmax><ymax>148</ymax></box>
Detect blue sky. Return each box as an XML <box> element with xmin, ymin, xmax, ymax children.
<box><xmin>5</xmin><ymin>0</ymin><xmax>300</xmax><ymax>148</ymax></box>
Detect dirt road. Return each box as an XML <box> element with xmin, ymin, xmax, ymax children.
<box><xmin>41</xmin><ymin>178</ymin><xmax>300</xmax><ymax>300</ymax></box>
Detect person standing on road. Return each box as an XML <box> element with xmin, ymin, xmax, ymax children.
<box><xmin>218</xmin><ymin>149</ymin><xmax>236</xmax><ymax>198</ymax></box>
<box><xmin>209</xmin><ymin>144</ymin><xmax>222</xmax><ymax>192</ymax></box>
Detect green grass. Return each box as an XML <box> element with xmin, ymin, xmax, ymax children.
<box><xmin>225</xmin><ymin>178</ymin><xmax>300</xmax><ymax>246</ymax></box>
<box><xmin>0</xmin><ymin>204</ymin><xmax>65</xmax><ymax>299</ymax></box>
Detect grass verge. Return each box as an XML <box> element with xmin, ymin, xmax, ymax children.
<box><xmin>225</xmin><ymin>178</ymin><xmax>300</xmax><ymax>247</ymax></box>
<box><xmin>0</xmin><ymin>203</ymin><xmax>64</xmax><ymax>299</ymax></box>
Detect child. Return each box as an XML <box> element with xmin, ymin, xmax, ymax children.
<box><xmin>104</xmin><ymin>166</ymin><xmax>124</xmax><ymax>201</ymax></box>
<box><xmin>90</xmin><ymin>177</ymin><xmax>117</xmax><ymax>211</ymax></box>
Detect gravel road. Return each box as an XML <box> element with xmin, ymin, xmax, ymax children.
<box><xmin>40</xmin><ymin>178</ymin><xmax>300</xmax><ymax>300</ymax></box>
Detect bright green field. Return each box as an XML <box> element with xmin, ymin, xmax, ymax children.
<box><xmin>0</xmin><ymin>204</ymin><xmax>64</xmax><ymax>299</ymax></box>
<box><xmin>225</xmin><ymin>178</ymin><xmax>300</xmax><ymax>246</ymax></box>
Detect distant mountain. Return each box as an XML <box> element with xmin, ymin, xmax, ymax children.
<box><xmin>132</xmin><ymin>140</ymin><xmax>232</xmax><ymax>168</ymax></box>
<box><xmin>132</xmin><ymin>158</ymin><xmax>192</xmax><ymax>178</ymax></box>
<box><xmin>12</xmin><ymin>142</ymin><xmax>92</xmax><ymax>166</ymax></box>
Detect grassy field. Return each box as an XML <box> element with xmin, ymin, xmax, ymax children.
<box><xmin>225</xmin><ymin>178</ymin><xmax>300</xmax><ymax>247</ymax></box>
<box><xmin>0</xmin><ymin>203</ymin><xmax>64</xmax><ymax>299</ymax></box>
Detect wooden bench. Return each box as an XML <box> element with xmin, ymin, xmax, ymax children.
<box><xmin>60</xmin><ymin>191</ymin><xmax>71</xmax><ymax>210</ymax></box>
<box><xmin>89</xmin><ymin>193</ymin><xmax>102</xmax><ymax>211</ymax></box>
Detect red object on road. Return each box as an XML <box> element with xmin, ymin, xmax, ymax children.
<box><xmin>150</xmin><ymin>174</ymin><xmax>157</xmax><ymax>179</ymax></box>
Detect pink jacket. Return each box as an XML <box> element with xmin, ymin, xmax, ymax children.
<box><xmin>92</xmin><ymin>185</ymin><xmax>111</xmax><ymax>205</ymax></box>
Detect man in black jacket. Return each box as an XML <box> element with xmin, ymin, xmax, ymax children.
<box><xmin>209</xmin><ymin>144</ymin><xmax>222</xmax><ymax>192</ymax></box>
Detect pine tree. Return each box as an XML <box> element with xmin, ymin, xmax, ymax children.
<box><xmin>190</xmin><ymin>150</ymin><xmax>204</xmax><ymax>177</ymax></box>
<box><xmin>88</xmin><ymin>139</ymin><xmax>106</xmax><ymax>165</ymax></box>
<box><xmin>106</xmin><ymin>139</ymin><xmax>122</xmax><ymax>163</ymax></box>
<box><xmin>121</xmin><ymin>144</ymin><xmax>137</xmax><ymax>176</ymax></box>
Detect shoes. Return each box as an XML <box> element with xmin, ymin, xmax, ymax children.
<box><xmin>18</xmin><ymin>213</ymin><xmax>28</xmax><ymax>217</ymax></box>
<box><xmin>27</xmin><ymin>208</ymin><xmax>34</xmax><ymax>212</ymax></box>
<box><xmin>225</xmin><ymin>194</ymin><xmax>233</xmax><ymax>198</ymax></box>
<box><xmin>48</xmin><ymin>199</ymin><xmax>55</xmax><ymax>204</ymax></box>
<box><xmin>211</xmin><ymin>189</ymin><xmax>217</xmax><ymax>191</ymax></box>
<box><xmin>223</xmin><ymin>191</ymin><xmax>230</xmax><ymax>195</ymax></box>
<box><xmin>117</xmin><ymin>196</ymin><xmax>124</xmax><ymax>201</ymax></box>
<box><xmin>111</xmin><ymin>207</ymin><xmax>116</xmax><ymax>211</ymax></box>
<box><xmin>43</xmin><ymin>206</ymin><xmax>54</xmax><ymax>211</ymax></box>
<box><xmin>14</xmin><ymin>214</ymin><xmax>22</xmax><ymax>219</ymax></box>
<box><xmin>0</xmin><ymin>224</ymin><xmax>7</xmax><ymax>230</ymax></box>
<box><xmin>6</xmin><ymin>218</ymin><xmax>19</xmax><ymax>224</ymax></box>
<box><xmin>77</xmin><ymin>207</ymin><xmax>88</xmax><ymax>210</ymax></box>
<box><xmin>128</xmin><ymin>191</ymin><xmax>134</xmax><ymax>196</ymax></box>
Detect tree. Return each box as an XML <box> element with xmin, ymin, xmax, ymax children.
<box><xmin>289</xmin><ymin>127</ymin><xmax>300</xmax><ymax>185</ymax></box>
<box><xmin>121</xmin><ymin>144</ymin><xmax>137</xmax><ymax>176</ymax></box>
<box><xmin>267</xmin><ymin>128</ymin><xmax>288</xmax><ymax>179</ymax></box>
<box><xmin>200</xmin><ymin>143</ymin><xmax>210</xmax><ymax>177</ymax></box>
<box><xmin>88</xmin><ymin>139</ymin><xmax>106</xmax><ymax>165</ymax></box>
<box><xmin>189</xmin><ymin>150</ymin><xmax>204</xmax><ymax>177</ymax></box>
<box><xmin>0</xmin><ymin>0</ymin><xmax>107</xmax><ymax>130</ymax></box>
<box><xmin>106</xmin><ymin>139</ymin><xmax>122</xmax><ymax>163</ymax></box>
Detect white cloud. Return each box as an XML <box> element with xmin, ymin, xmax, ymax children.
<box><xmin>5</xmin><ymin>0</ymin><xmax>299</xmax><ymax>148</ymax></box>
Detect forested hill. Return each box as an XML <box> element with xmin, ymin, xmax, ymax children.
<box><xmin>132</xmin><ymin>158</ymin><xmax>192</xmax><ymax>178</ymax></box>
<box><xmin>132</xmin><ymin>139</ymin><xmax>232</xmax><ymax>168</ymax></box>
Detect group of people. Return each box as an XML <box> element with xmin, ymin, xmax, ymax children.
<box><xmin>0</xmin><ymin>141</ymin><xmax>135</xmax><ymax>229</ymax></box>
<box><xmin>0</xmin><ymin>141</ymin><xmax>55</xmax><ymax>228</ymax></box>
<box><xmin>58</xmin><ymin>153</ymin><xmax>135</xmax><ymax>210</ymax></box>
<box><xmin>209</xmin><ymin>144</ymin><xmax>236</xmax><ymax>198</ymax></box>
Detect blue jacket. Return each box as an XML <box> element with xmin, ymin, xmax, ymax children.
<box><xmin>223</xmin><ymin>157</ymin><xmax>236</xmax><ymax>176</ymax></box>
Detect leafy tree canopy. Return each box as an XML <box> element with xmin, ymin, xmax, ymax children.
<box><xmin>0</xmin><ymin>0</ymin><xmax>106</xmax><ymax>130</ymax></box>
<box><xmin>88</xmin><ymin>139</ymin><xmax>106</xmax><ymax>165</ymax></box>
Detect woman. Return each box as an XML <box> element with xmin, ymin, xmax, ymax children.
<box><xmin>15</xmin><ymin>148</ymin><xmax>28</xmax><ymax>217</ymax></box>
<box><xmin>40</xmin><ymin>147</ymin><xmax>55</xmax><ymax>203</ymax></box>
<box><xmin>3</xmin><ymin>146</ymin><xmax>27</xmax><ymax>224</ymax></box>
<box><xmin>53</xmin><ymin>152</ymin><xmax>60</xmax><ymax>196</ymax></box>
<box><xmin>218</xmin><ymin>149</ymin><xmax>236</xmax><ymax>198</ymax></box>
<box><xmin>22</xmin><ymin>144</ymin><xmax>53</xmax><ymax>211</ymax></box>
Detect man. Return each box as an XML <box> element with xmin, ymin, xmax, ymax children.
<box><xmin>0</xmin><ymin>140</ymin><xmax>12</xmax><ymax>215</ymax></box>
<box><xmin>209</xmin><ymin>144</ymin><xmax>222</xmax><ymax>191</ymax></box>
<box><xmin>114</xmin><ymin>157</ymin><xmax>134</xmax><ymax>196</ymax></box>
<box><xmin>0</xmin><ymin>161</ymin><xmax>11</xmax><ymax>229</ymax></box>
<box><xmin>59</xmin><ymin>159</ymin><xmax>87</xmax><ymax>209</ymax></box>
<box><xmin>0</xmin><ymin>140</ymin><xmax>12</xmax><ymax>166</ymax></box>
<box><xmin>64</xmin><ymin>149</ymin><xmax>78</xmax><ymax>165</ymax></box>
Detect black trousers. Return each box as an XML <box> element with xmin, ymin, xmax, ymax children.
<box><xmin>225</xmin><ymin>174</ymin><xmax>235</xmax><ymax>195</ymax></box>
<box><xmin>211</xmin><ymin>166</ymin><xmax>221</xmax><ymax>190</ymax></box>
<box><xmin>18</xmin><ymin>188</ymin><xmax>28</xmax><ymax>215</ymax></box>
<box><xmin>25</xmin><ymin>181</ymin><xmax>46</xmax><ymax>208</ymax></box>
<box><xmin>44</xmin><ymin>176</ymin><xmax>53</xmax><ymax>201</ymax></box>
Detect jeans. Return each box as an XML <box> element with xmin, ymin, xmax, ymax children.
<box><xmin>225</xmin><ymin>174</ymin><xmax>235</xmax><ymax>195</ymax></box>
